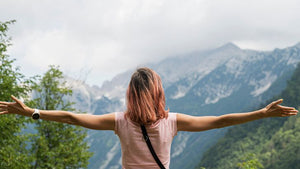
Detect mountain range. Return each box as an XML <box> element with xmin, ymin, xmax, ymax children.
<box><xmin>66</xmin><ymin>42</ymin><xmax>300</xmax><ymax>169</ymax></box>
<box><xmin>197</xmin><ymin>61</ymin><xmax>300</xmax><ymax>169</ymax></box>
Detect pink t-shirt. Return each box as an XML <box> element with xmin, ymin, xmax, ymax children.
<box><xmin>115</xmin><ymin>112</ymin><xmax>177</xmax><ymax>169</ymax></box>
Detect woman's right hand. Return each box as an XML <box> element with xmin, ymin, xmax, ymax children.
<box><xmin>0</xmin><ymin>95</ymin><xmax>33</xmax><ymax>117</ymax></box>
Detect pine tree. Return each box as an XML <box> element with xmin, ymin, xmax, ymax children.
<box><xmin>28</xmin><ymin>65</ymin><xmax>92</xmax><ymax>169</ymax></box>
<box><xmin>0</xmin><ymin>20</ymin><xmax>33</xmax><ymax>168</ymax></box>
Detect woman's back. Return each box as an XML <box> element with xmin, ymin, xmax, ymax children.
<box><xmin>115</xmin><ymin>112</ymin><xmax>177</xmax><ymax>169</ymax></box>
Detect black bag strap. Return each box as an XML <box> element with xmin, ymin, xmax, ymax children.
<box><xmin>141</xmin><ymin>125</ymin><xmax>166</xmax><ymax>169</ymax></box>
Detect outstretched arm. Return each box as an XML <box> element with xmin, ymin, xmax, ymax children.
<box><xmin>177</xmin><ymin>99</ymin><xmax>298</xmax><ymax>132</ymax></box>
<box><xmin>0</xmin><ymin>96</ymin><xmax>115</xmax><ymax>130</ymax></box>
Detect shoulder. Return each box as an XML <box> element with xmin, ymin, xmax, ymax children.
<box><xmin>166</xmin><ymin>112</ymin><xmax>177</xmax><ymax>136</ymax></box>
<box><xmin>114</xmin><ymin>112</ymin><xmax>127</xmax><ymax>134</ymax></box>
<box><xmin>167</xmin><ymin>112</ymin><xmax>177</xmax><ymax>120</ymax></box>
<box><xmin>115</xmin><ymin>112</ymin><xmax>125</xmax><ymax>119</ymax></box>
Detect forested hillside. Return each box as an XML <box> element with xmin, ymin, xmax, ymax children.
<box><xmin>197</xmin><ymin>63</ymin><xmax>300</xmax><ymax>169</ymax></box>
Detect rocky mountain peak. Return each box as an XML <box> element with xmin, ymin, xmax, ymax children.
<box><xmin>66</xmin><ymin>42</ymin><xmax>300</xmax><ymax>169</ymax></box>
<box><xmin>217</xmin><ymin>42</ymin><xmax>240</xmax><ymax>51</ymax></box>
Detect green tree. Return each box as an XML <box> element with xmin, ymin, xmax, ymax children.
<box><xmin>0</xmin><ymin>20</ymin><xmax>33</xmax><ymax>168</ymax></box>
<box><xmin>28</xmin><ymin>65</ymin><xmax>92</xmax><ymax>169</ymax></box>
<box><xmin>237</xmin><ymin>153</ymin><xmax>264</xmax><ymax>169</ymax></box>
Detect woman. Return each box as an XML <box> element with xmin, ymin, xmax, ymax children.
<box><xmin>0</xmin><ymin>67</ymin><xmax>298</xmax><ymax>169</ymax></box>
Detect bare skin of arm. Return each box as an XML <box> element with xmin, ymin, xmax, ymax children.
<box><xmin>0</xmin><ymin>96</ymin><xmax>115</xmax><ymax>130</ymax></box>
<box><xmin>177</xmin><ymin>99</ymin><xmax>298</xmax><ymax>132</ymax></box>
<box><xmin>0</xmin><ymin>96</ymin><xmax>298</xmax><ymax>132</ymax></box>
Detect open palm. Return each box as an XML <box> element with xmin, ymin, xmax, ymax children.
<box><xmin>0</xmin><ymin>95</ymin><xmax>32</xmax><ymax>116</ymax></box>
<box><xmin>264</xmin><ymin>99</ymin><xmax>298</xmax><ymax>117</ymax></box>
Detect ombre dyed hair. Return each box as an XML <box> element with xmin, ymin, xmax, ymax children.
<box><xmin>125</xmin><ymin>67</ymin><xmax>169</xmax><ymax>125</ymax></box>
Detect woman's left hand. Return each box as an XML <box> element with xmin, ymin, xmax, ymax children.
<box><xmin>262</xmin><ymin>99</ymin><xmax>298</xmax><ymax>117</ymax></box>
<box><xmin>0</xmin><ymin>95</ymin><xmax>33</xmax><ymax>117</ymax></box>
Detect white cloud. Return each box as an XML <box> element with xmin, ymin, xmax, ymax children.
<box><xmin>1</xmin><ymin>0</ymin><xmax>300</xmax><ymax>86</ymax></box>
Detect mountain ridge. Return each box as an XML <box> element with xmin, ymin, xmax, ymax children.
<box><xmin>197</xmin><ymin>62</ymin><xmax>300</xmax><ymax>169</ymax></box>
<box><xmin>66</xmin><ymin>42</ymin><xmax>300</xmax><ymax>169</ymax></box>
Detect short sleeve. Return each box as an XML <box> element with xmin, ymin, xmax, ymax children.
<box><xmin>114</xmin><ymin>112</ymin><xmax>125</xmax><ymax>135</ymax></box>
<box><xmin>167</xmin><ymin>113</ymin><xmax>177</xmax><ymax>137</ymax></box>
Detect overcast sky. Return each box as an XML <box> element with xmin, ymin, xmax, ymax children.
<box><xmin>1</xmin><ymin>0</ymin><xmax>300</xmax><ymax>86</ymax></box>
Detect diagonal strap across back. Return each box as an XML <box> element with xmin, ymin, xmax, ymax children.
<box><xmin>140</xmin><ymin>125</ymin><xmax>166</xmax><ymax>169</ymax></box>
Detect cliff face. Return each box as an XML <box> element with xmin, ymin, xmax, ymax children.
<box><xmin>197</xmin><ymin>62</ymin><xmax>300</xmax><ymax>169</ymax></box>
<box><xmin>66</xmin><ymin>42</ymin><xmax>300</xmax><ymax>169</ymax></box>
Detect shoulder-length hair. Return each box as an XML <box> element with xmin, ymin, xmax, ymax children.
<box><xmin>125</xmin><ymin>67</ymin><xmax>169</xmax><ymax>125</ymax></box>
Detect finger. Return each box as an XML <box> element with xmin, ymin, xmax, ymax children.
<box><xmin>283</xmin><ymin>110</ymin><xmax>298</xmax><ymax>115</ymax></box>
<box><xmin>0</xmin><ymin>111</ymin><xmax>9</xmax><ymax>115</ymax></box>
<box><xmin>0</xmin><ymin>101</ymin><xmax>11</xmax><ymax>105</ymax></box>
<box><xmin>272</xmin><ymin>99</ymin><xmax>283</xmax><ymax>106</ymax></box>
<box><xmin>288</xmin><ymin>110</ymin><xmax>299</xmax><ymax>113</ymax></box>
<box><xmin>281</xmin><ymin>110</ymin><xmax>298</xmax><ymax>115</ymax></box>
<box><xmin>11</xmin><ymin>95</ymin><xmax>20</xmax><ymax>103</ymax></box>
<box><xmin>0</xmin><ymin>105</ymin><xmax>7</xmax><ymax>108</ymax></box>
<box><xmin>278</xmin><ymin>105</ymin><xmax>297</xmax><ymax>110</ymax></box>
<box><xmin>283</xmin><ymin>113</ymin><xmax>298</xmax><ymax>116</ymax></box>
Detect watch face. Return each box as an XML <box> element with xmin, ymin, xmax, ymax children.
<box><xmin>32</xmin><ymin>113</ymin><xmax>40</xmax><ymax>120</ymax></box>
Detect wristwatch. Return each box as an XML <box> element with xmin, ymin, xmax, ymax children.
<box><xmin>32</xmin><ymin>109</ymin><xmax>40</xmax><ymax>120</ymax></box>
